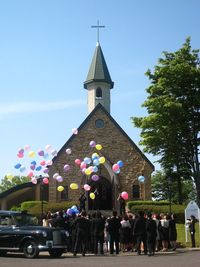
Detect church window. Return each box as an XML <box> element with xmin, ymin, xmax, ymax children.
<box><xmin>96</xmin><ymin>87</ymin><xmax>102</xmax><ymax>98</ymax></box>
<box><xmin>61</xmin><ymin>185</ymin><xmax>68</xmax><ymax>201</ymax></box>
<box><xmin>132</xmin><ymin>185</ymin><xmax>140</xmax><ymax>199</ymax></box>
<box><xmin>95</xmin><ymin>119</ymin><xmax>104</xmax><ymax>128</ymax></box>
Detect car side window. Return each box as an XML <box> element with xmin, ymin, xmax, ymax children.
<box><xmin>0</xmin><ymin>215</ymin><xmax>12</xmax><ymax>226</ymax></box>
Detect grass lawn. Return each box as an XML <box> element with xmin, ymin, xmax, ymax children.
<box><xmin>176</xmin><ymin>223</ymin><xmax>200</xmax><ymax>247</ymax></box>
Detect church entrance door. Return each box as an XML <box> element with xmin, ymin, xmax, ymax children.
<box><xmin>88</xmin><ymin>176</ymin><xmax>112</xmax><ymax>210</ymax></box>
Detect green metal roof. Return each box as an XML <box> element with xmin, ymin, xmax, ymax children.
<box><xmin>84</xmin><ymin>42</ymin><xmax>114</xmax><ymax>89</ymax></box>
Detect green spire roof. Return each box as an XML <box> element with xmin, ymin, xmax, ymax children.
<box><xmin>84</xmin><ymin>42</ymin><xmax>114</xmax><ymax>89</ymax></box>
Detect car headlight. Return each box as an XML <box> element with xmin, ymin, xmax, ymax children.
<box><xmin>42</xmin><ymin>231</ymin><xmax>47</xmax><ymax>237</ymax></box>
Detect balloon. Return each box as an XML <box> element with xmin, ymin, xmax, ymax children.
<box><xmin>93</xmin><ymin>166</ymin><xmax>98</xmax><ymax>173</ymax></box>
<box><xmin>63</xmin><ymin>164</ymin><xmax>70</xmax><ymax>172</ymax></box>
<box><xmin>28</xmin><ymin>151</ymin><xmax>35</xmax><ymax>158</ymax></box>
<box><xmin>91</xmin><ymin>174</ymin><xmax>99</xmax><ymax>182</ymax></box>
<box><xmin>121</xmin><ymin>191</ymin><xmax>129</xmax><ymax>200</ymax></box>
<box><xmin>89</xmin><ymin>192</ymin><xmax>95</xmax><ymax>199</ymax></box>
<box><xmin>89</xmin><ymin>140</ymin><xmax>96</xmax><ymax>148</ymax></box>
<box><xmin>24</xmin><ymin>145</ymin><xmax>31</xmax><ymax>151</ymax></box>
<box><xmin>50</xmin><ymin>149</ymin><xmax>57</xmax><ymax>157</ymax></box>
<box><xmin>45</xmin><ymin>144</ymin><xmax>52</xmax><ymax>151</ymax></box>
<box><xmin>20</xmin><ymin>166</ymin><xmax>26</xmax><ymax>172</ymax></box>
<box><xmin>43</xmin><ymin>168</ymin><xmax>49</xmax><ymax>173</ymax></box>
<box><xmin>92</xmin><ymin>153</ymin><xmax>99</xmax><ymax>160</ymax></box>
<box><xmin>93</xmin><ymin>158</ymin><xmax>100</xmax><ymax>166</ymax></box>
<box><xmin>40</xmin><ymin>160</ymin><xmax>46</xmax><ymax>166</ymax></box>
<box><xmin>117</xmin><ymin>160</ymin><xmax>124</xmax><ymax>168</ymax></box>
<box><xmin>99</xmin><ymin>156</ymin><xmax>106</xmax><ymax>164</ymax></box>
<box><xmin>14</xmin><ymin>163</ymin><xmax>21</xmax><ymax>169</ymax></box>
<box><xmin>114</xmin><ymin>169</ymin><xmax>120</xmax><ymax>174</ymax></box>
<box><xmin>17</xmin><ymin>153</ymin><xmax>24</xmax><ymax>158</ymax></box>
<box><xmin>95</xmin><ymin>144</ymin><xmax>102</xmax><ymax>150</ymax></box>
<box><xmin>83</xmin><ymin>184</ymin><xmax>91</xmax><ymax>191</ymax></box>
<box><xmin>70</xmin><ymin>183</ymin><xmax>79</xmax><ymax>190</ymax></box>
<box><xmin>72</xmin><ymin>128</ymin><xmax>78</xmax><ymax>135</ymax></box>
<box><xmin>56</xmin><ymin>175</ymin><xmax>63</xmax><ymax>182</ymax></box>
<box><xmin>85</xmin><ymin>168</ymin><xmax>92</xmax><ymax>175</ymax></box>
<box><xmin>43</xmin><ymin>153</ymin><xmax>49</xmax><ymax>159</ymax></box>
<box><xmin>31</xmin><ymin>160</ymin><xmax>37</xmax><ymax>165</ymax></box>
<box><xmin>31</xmin><ymin>177</ymin><xmax>37</xmax><ymax>184</ymax></box>
<box><xmin>35</xmin><ymin>166</ymin><xmax>42</xmax><ymax>171</ymax></box>
<box><xmin>38</xmin><ymin>150</ymin><xmax>44</xmax><ymax>156</ymax></box>
<box><xmin>112</xmin><ymin>163</ymin><xmax>120</xmax><ymax>172</ymax></box>
<box><xmin>46</xmin><ymin>159</ymin><xmax>53</xmax><ymax>166</ymax></box>
<box><xmin>43</xmin><ymin>177</ymin><xmax>49</xmax><ymax>184</ymax></box>
<box><xmin>71</xmin><ymin>205</ymin><xmax>77</xmax><ymax>211</ymax></box>
<box><xmin>57</xmin><ymin>185</ymin><xmax>64</xmax><ymax>192</ymax></box>
<box><xmin>18</xmin><ymin>148</ymin><xmax>24</xmax><ymax>154</ymax></box>
<box><xmin>138</xmin><ymin>175</ymin><xmax>145</xmax><ymax>183</ymax></box>
<box><xmin>75</xmin><ymin>159</ymin><xmax>81</xmax><ymax>165</ymax></box>
<box><xmin>6</xmin><ymin>173</ymin><xmax>13</xmax><ymax>180</ymax></box>
<box><xmin>30</xmin><ymin>164</ymin><xmax>35</xmax><ymax>171</ymax></box>
<box><xmin>80</xmin><ymin>162</ymin><xmax>87</xmax><ymax>169</ymax></box>
<box><xmin>27</xmin><ymin>171</ymin><xmax>34</xmax><ymax>177</ymax></box>
<box><xmin>53</xmin><ymin>173</ymin><xmax>59</xmax><ymax>179</ymax></box>
<box><xmin>81</xmin><ymin>168</ymin><xmax>86</xmax><ymax>174</ymax></box>
<box><xmin>84</xmin><ymin>157</ymin><xmax>91</xmax><ymax>165</ymax></box>
<box><xmin>66</xmin><ymin>148</ymin><xmax>72</xmax><ymax>154</ymax></box>
<box><xmin>66</xmin><ymin>208</ymin><xmax>73</xmax><ymax>216</ymax></box>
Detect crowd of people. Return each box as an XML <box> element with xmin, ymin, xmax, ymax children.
<box><xmin>41</xmin><ymin>208</ymin><xmax>194</xmax><ymax>257</ymax></box>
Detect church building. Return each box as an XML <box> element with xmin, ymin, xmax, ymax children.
<box><xmin>48</xmin><ymin>41</ymin><xmax>154</xmax><ymax>212</ymax></box>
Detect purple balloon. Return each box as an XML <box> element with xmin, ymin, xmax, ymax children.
<box><xmin>91</xmin><ymin>174</ymin><xmax>99</xmax><ymax>181</ymax></box>
<box><xmin>30</xmin><ymin>164</ymin><xmax>35</xmax><ymax>170</ymax></box>
<box><xmin>63</xmin><ymin>164</ymin><xmax>70</xmax><ymax>172</ymax></box>
<box><xmin>38</xmin><ymin>150</ymin><xmax>44</xmax><ymax>156</ymax></box>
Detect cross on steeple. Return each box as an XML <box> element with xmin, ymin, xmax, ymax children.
<box><xmin>91</xmin><ymin>20</ymin><xmax>105</xmax><ymax>43</ymax></box>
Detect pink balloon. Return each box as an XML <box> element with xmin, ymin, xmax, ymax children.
<box><xmin>40</xmin><ymin>160</ymin><xmax>46</xmax><ymax>166</ymax></box>
<box><xmin>121</xmin><ymin>191</ymin><xmax>129</xmax><ymax>200</ymax></box>
<box><xmin>80</xmin><ymin>162</ymin><xmax>87</xmax><ymax>169</ymax></box>
<box><xmin>75</xmin><ymin>159</ymin><xmax>81</xmax><ymax>165</ymax></box>
<box><xmin>43</xmin><ymin>177</ymin><xmax>49</xmax><ymax>184</ymax></box>
<box><xmin>27</xmin><ymin>171</ymin><xmax>34</xmax><ymax>178</ymax></box>
<box><xmin>25</xmin><ymin>145</ymin><xmax>31</xmax><ymax>151</ymax></box>
<box><xmin>17</xmin><ymin>153</ymin><xmax>24</xmax><ymax>158</ymax></box>
<box><xmin>112</xmin><ymin>163</ymin><xmax>120</xmax><ymax>172</ymax></box>
<box><xmin>84</xmin><ymin>184</ymin><xmax>91</xmax><ymax>191</ymax></box>
<box><xmin>31</xmin><ymin>177</ymin><xmax>37</xmax><ymax>184</ymax></box>
<box><xmin>18</xmin><ymin>148</ymin><xmax>24</xmax><ymax>154</ymax></box>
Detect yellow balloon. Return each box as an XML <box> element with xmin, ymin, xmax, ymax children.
<box><xmin>57</xmin><ymin>186</ymin><xmax>64</xmax><ymax>192</ymax></box>
<box><xmin>89</xmin><ymin>192</ymin><xmax>95</xmax><ymax>199</ymax></box>
<box><xmin>28</xmin><ymin>151</ymin><xmax>35</xmax><ymax>158</ymax></box>
<box><xmin>95</xmin><ymin>144</ymin><xmax>102</xmax><ymax>150</ymax></box>
<box><xmin>6</xmin><ymin>173</ymin><xmax>13</xmax><ymax>180</ymax></box>
<box><xmin>85</xmin><ymin>168</ymin><xmax>91</xmax><ymax>175</ymax></box>
<box><xmin>99</xmin><ymin>156</ymin><xmax>105</xmax><ymax>164</ymax></box>
<box><xmin>70</xmin><ymin>183</ymin><xmax>79</xmax><ymax>190</ymax></box>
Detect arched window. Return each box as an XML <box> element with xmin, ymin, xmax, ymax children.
<box><xmin>96</xmin><ymin>87</ymin><xmax>102</xmax><ymax>98</ymax></box>
<box><xmin>132</xmin><ymin>185</ymin><xmax>140</xmax><ymax>199</ymax></box>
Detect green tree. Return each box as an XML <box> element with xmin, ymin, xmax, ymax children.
<box><xmin>132</xmin><ymin>38</ymin><xmax>200</xmax><ymax>206</ymax></box>
<box><xmin>152</xmin><ymin>171</ymin><xmax>196</xmax><ymax>203</ymax></box>
<box><xmin>0</xmin><ymin>175</ymin><xmax>30</xmax><ymax>193</ymax></box>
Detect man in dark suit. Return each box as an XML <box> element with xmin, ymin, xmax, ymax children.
<box><xmin>133</xmin><ymin>210</ymin><xmax>147</xmax><ymax>255</ymax></box>
<box><xmin>73</xmin><ymin>211</ymin><xmax>90</xmax><ymax>256</ymax></box>
<box><xmin>107</xmin><ymin>210</ymin><xmax>121</xmax><ymax>254</ymax></box>
<box><xmin>93</xmin><ymin>211</ymin><xmax>106</xmax><ymax>255</ymax></box>
<box><xmin>146</xmin><ymin>212</ymin><xmax>157</xmax><ymax>256</ymax></box>
<box><xmin>189</xmin><ymin>215</ymin><xmax>196</xmax><ymax>247</ymax></box>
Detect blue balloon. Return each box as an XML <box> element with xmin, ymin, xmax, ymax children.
<box><xmin>117</xmin><ymin>160</ymin><xmax>124</xmax><ymax>168</ymax></box>
<box><xmin>14</xmin><ymin>163</ymin><xmax>21</xmax><ymax>169</ymax></box>
<box><xmin>31</xmin><ymin>160</ymin><xmax>37</xmax><ymax>165</ymax></box>
<box><xmin>138</xmin><ymin>175</ymin><xmax>145</xmax><ymax>183</ymax></box>
<box><xmin>35</xmin><ymin>166</ymin><xmax>42</xmax><ymax>171</ymax></box>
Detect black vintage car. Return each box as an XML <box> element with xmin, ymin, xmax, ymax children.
<box><xmin>0</xmin><ymin>210</ymin><xmax>69</xmax><ymax>258</ymax></box>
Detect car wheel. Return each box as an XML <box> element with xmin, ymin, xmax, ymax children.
<box><xmin>49</xmin><ymin>249</ymin><xmax>64</xmax><ymax>258</ymax></box>
<box><xmin>23</xmin><ymin>240</ymin><xmax>39</xmax><ymax>258</ymax></box>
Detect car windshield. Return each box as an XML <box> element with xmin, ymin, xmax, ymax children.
<box><xmin>14</xmin><ymin>214</ymin><xmax>39</xmax><ymax>226</ymax></box>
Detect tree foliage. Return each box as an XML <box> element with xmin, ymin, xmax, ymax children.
<box><xmin>0</xmin><ymin>176</ymin><xmax>30</xmax><ymax>193</ymax></box>
<box><xmin>132</xmin><ymin>38</ymin><xmax>200</xmax><ymax>206</ymax></box>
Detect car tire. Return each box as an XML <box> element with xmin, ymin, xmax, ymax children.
<box><xmin>23</xmin><ymin>240</ymin><xmax>39</xmax><ymax>258</ymax></box>
<box><xmin>49</xmin><ymin>249</ymin><xmax>64</xmax><ymax>258</ymax></box>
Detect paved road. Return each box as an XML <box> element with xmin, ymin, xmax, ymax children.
<box><xmin>1</xmin><ymin>250</ymin><xmax>200</xmax><ymax>267</ymax></box>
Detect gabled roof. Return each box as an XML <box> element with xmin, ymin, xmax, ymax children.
<box><xmin>84</xmin><ymin>42</ymin><xmax>114</xmax><ymax>89</ymax></box>
<box><xmin>54</xmin><ymin>103</ymin><xmax>154</xmax><ymax>170</ymax></box>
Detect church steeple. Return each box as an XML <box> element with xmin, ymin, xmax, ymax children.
<box><xmin>84</xmin><ymin>42</ymin><xmax>114</xmax><ymax>114</ymax></box>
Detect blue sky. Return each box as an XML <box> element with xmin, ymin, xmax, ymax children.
<box><xmin>0</xmin><ymin>0</ymin><xmax>200</xmax><ymax>180</ymax></box>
